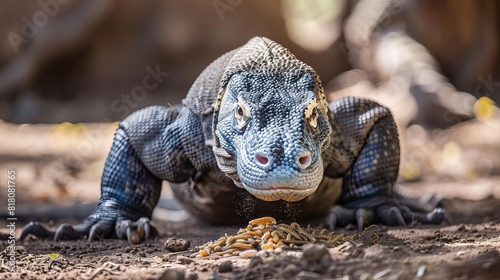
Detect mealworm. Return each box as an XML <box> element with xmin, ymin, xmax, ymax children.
<box><xmin>249</xmin><ymin>216</ymin><xmax>276</xmax><ymax>226</ymax></box>
<box><xmin>239</xmin><ymin>249</ymin><xmax>258</xmax><ymax>258</ymax></box>
<box><xmin>276</xmin><ymin>224</ymin><xmax>301</xmax><ymax>240</ymax></box>
<box><xmin>296</xmin><ymin>227</ymin><xmax>316</xmax><ymax>242</ymax></box>
<box><xmin>228</xmin><ymin>242</ymin><xmax>254</xmax><ymax>250</ymax></box>
<box><xmin>196</xmin><ymin>216</ymin><xmax>356</xmax><ymax>258</ymax></box>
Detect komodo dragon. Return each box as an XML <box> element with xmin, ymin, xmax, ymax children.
<box><xmin>21</xmin><ymin>37</ymin><xmax>449</xmax><ymax>244</ymax></box>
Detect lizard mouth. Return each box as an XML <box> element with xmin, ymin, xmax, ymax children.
<box><xmin>242</xmin><ymin>184</ymin><xmax>318</xmax><ymax>202</ymax></box>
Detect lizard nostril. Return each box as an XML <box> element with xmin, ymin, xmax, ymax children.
<box><xmin>298</xmin><ymin>152</ymin><xmax>311</xmax><ymax>169</ymax></box>
<box><xmin>255</xmin><ymin>154</ymin><xmax>269</xmax><ymax>165</ymax></box>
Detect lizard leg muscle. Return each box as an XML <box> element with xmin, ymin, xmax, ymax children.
<box><xmin>22</xmin><ymin>106</ymin><xmax>195</xmax><ymax>243</ymax></box>
<box><xmin>325</xmin><ymin>97</ymin><xmax>449</xmax><ymax>229</ymax></box>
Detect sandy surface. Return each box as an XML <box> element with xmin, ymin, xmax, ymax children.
<box><xmin>1</xmin><ymin>117</ymin><xmax>500</xmax><ymax>280</ymax></box>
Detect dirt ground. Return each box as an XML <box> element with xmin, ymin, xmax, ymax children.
<box><xmin>1</xmin><ymin>116</ymin><xmax>500</xmax><ymax>280</ymax></box>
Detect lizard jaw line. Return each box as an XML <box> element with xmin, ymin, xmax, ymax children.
<box><xmin>242</xmin><ymin>184</ymin><xmax>318</xmax><ymax>202</ymax></box>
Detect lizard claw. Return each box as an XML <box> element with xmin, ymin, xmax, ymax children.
<box><xmin>20</xmin><ymin>222</ymin><xmax>56</xmax><ymax>240</ymax></box>
<box><xmin>401</xmin><ymin>207</ymin><xmax>451</xmax><ymax>225</ymax></box>
<box><xmin>20</xmin><ymin>200</ymin><xmax>156</xmax><ymax>243</ymax></box>
<box><xmin>328</xmin><ymin>206</ymin><xmax>355</xmax><ymax>229</ymax></box>
<box><xmin>328</xmin><ymin>206</ymin><xmax>375</xmax><ymax>230</ymax></box>
<box><xmin>115</xmin><ymin>217</ymin><xmax>153</xmax><ymax>244</ymax></box>
<box><xmin>390</xmin><ymin>207</ymin><xmax>406</xmax><ymax>226</ymax></box>
<box><xmin>356</xmin><ymin>209</ymin><xmax>374</xmax><ymax>231</ymax></box>
<box><xmin>88</xmin><ymin>220</ymin><xmax>114</xmax><ymax>241</ymax></box>
<box><xmin>328</xmin><ymin>196</ymin><xmax>450</xmax><ymax>230</ymax></box>
<box><xmin>376</xmin><ymin>206</ymin><xmax>407</xmax><ymax>227</ymax></box>
<box><xmin>54</xmin><ymin>223</ymin><xmax>90</xmax><ymax>241</ymax></box>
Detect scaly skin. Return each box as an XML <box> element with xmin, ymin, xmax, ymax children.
<box><xmin>21</xmin><ymin>37</ymin><xmax>449</xmax><ymax>244</ymax></box>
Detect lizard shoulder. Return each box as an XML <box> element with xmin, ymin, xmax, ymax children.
<box><xmin>323</xmin><ymin>96</ymin><xmax>397</xmax><ymax>177</ymax></box>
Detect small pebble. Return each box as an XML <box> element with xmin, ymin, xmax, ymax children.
<box><xmin>165</xmin><ymin>238</ymin><xmax>191</xmax><ymax>252</ymax></box>
<box><xmin>416</xmin><ymin>265</ymin><xmax>426</xmax><ymax>277</ymax></box>
<box><xmin>218</xmin><ymin>260</ymin><xmax>233</xmax><ymax>273</ymax></box>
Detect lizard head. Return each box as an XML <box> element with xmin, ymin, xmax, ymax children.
<box><xmin>212</xmin><ymin>37</ymin><xmax>331</xmax><ymax>202</ymax></box>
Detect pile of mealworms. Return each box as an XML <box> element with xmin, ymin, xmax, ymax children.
<box><xmin>194</xmin><ymin>216</ymin><xmax>361</xmax><ymax>258</ymax></box>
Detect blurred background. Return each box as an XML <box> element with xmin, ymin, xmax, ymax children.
<box><xmin>0</xmin><ymin>0</ymin><xmax>499</xmax><ymax>220</ymax></box>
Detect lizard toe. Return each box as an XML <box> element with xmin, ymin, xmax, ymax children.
<box><xmin>88</xmin><ymin>220</ymin><xmax>115</xmax><ymax>241</ymax></box>
<box><xmin>401</xmin><ymin>207</ymin><xmax>451</xmax><ymax>225</ymax></box>
<box><xmin>54</xmin><ymin>223</ymin><xmax>90</xmax><ymax>241</ymax></box>
<box><xmin>328</xmin><ymin>206</ymin><xmax>354</xmax><ymax>230</ymax></box>
<box><xmin>115</xmin><ymin>217</ymin><xmax>155</xmax><ymax>244</ymax></box>
<box><xmin>376</xmin><ymin>206</ymin><xmax>407</xmax><ymax>227</ymax></box>
<box><xmin>356</xmin><ymin>208</ymin><xmax>375</xmax><ymax>231</ymax></box>
<box><xmin>20</xmin><ymin>222</ymin><xmax>56</xmax><ymax>240</ymax></box>
<box><xmin>328</xmin><ymin>206</ymin><xmax>375</xmax><ymax>230</ymax></box>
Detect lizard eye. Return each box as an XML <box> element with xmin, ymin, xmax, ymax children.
<box><xmin>309</xmin><ymin>108</ymin><xmax>318</xmax><ymax>129</ymax></box>
<box><xmin>236</xmin><ymin>105</ymin><xmax>244</xmax><ymax>117</ymax></box>
<box><xmin>234</xmin><ymin>99</ymin><xmax>251</xmax><ymax>130</ymax></box>
<box><xmin>304</xmin><ymin>99</ymin><xmax>318</xmax><ymax>129</ymax></box>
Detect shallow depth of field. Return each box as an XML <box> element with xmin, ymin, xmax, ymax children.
<box><xmin>1</xmin><ymin>1</ymin><xmax>500</xmax><ymax>279</ymax></box>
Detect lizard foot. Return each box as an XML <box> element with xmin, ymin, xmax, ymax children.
<box><xmin>20</xmin><ymin>200</ymin><xmax>157</xmax><ymax>244</ymax></box>
<box><xmin>115</xmin><ymin>217</ymin><xmax>155</xmax><ymax>244</ymax></box>
<box><xmin>328</xmin><ymin>193</ymin><xmax>451</xmax><ymax>231</ymax></box>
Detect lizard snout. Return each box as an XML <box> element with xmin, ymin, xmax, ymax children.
<box><xmin>297</xmin><ymin>151</ymin><xmax>312</xmax><ymax>169</ymax></box>
<box><xmin>253</xmin><ymin>147</ymin><xmax>313</xmax><ymax>171</ymax></box>
<box><xmin>255</xmin><ymin>151</ymin><xmax>272</xmax><ymax>168</ymax></box>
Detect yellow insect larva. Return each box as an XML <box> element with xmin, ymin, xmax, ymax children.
<box><xmin>253</xmin><ymin>224</ymin><xmax>265</xmax><ymax>231</ymax></box>
<box><xmin>196</xmin><ymin>216</ymin><xmax>355</xmax><ymax>258</ymax></box>
<box><xmin>234</xmin><ymin>234</ymin><xmax>253</xmax><ymax>240</ymax></box>
<box><xmin>262</xmin><ymin>231</ymin><xmax>271</xmax><ymax>243</ymax></box>
<box><xmin>226</xmin><ymin>236</ymin><xmax>236</xmax><ymax>245</ymax></box>
<box><xmin>249</xmin><ymin>216</ymin><xmax>277</xmax><ymax>226</ymax></box>
<box><xmin>290</xmin><ymin>222</ymin><xmax>301</xmax><ymax>230</ymax></box>
<box><xmin>239</xmin><ymin>249</ymin><xmax>258</xmax><ymax>258</ymax></box>
<box><xmin>228</xmin><ymin>242</ymin><xmax>255</xmax><ymax>250</ymax></box>
<box><xmin>328</xmin><ymin>233</ymin><xmax>344</xmax><ymax>244</ymax></box>
<box><xmin>261</xmin><ymin>243</ymin><xmax>274</xmax><ymax>250</ymax></box>
<box><xmin>213</xmin><ymin>249</ymin><xmax>236</xmax><ymax>256</ymax></box>
<box><xmin>271</xmin><ymin>230</ymin><xmax>285</xmax><ymax>239</ymax></box>
<box><xmin>249</xmin><ymin>230</ymin><xmax>263</xmax><ymax>237</ymax></box>
<box><xmin>319</xmin><ymin>229</ymin><xmax>329</xmax><ymax>236</ymax></box>
<box><xmin>200</xmin><ymin>249</ymin><xmax>210</xmax><ymax>257</ymax></box>
<box><xmin>277</xmin><ymin>225</ymin><xmax>301</xmax><ymax>240</ymax></box>
<box><xmin>282</xmin><ymin>239</ymin><xmax>309</xmax><ymax>245</ymax></box>
<box><xmin>296</xmin><ymin>227</ymin><xmax>316</xmax><ymax>242</ymax></box>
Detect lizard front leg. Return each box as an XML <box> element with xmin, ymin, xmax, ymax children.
<box><xmin>21</xmin><ymin>106</ymin><xmax>195</xmax><ymax>243</ymax></box>
<box><xmin>325</xmin><ymin>97</ymin><xmax>450</xmax><ymax>230</ymax></box>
